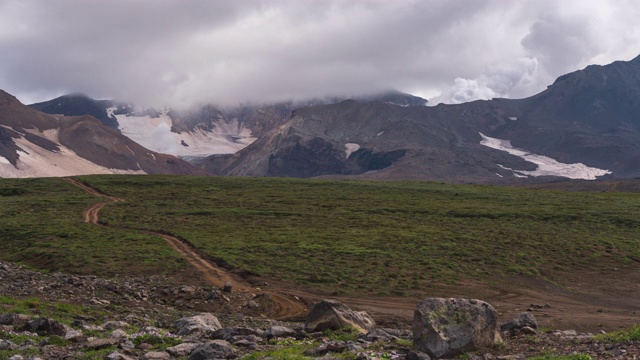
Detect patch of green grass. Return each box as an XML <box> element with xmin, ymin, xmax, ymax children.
<box><xmin>322</xmin><ymin>326</ymin><xmax>360</xmax><ymax>342</ymax></box>
<box><xmin>0</xmin><ymin>295</ymin><xmax>107</xmax><ymax>326</ymax></box>
<box><xmin>593</xmin><ymin>324</ymin><xmax>640</xmax><ymax>343</ymax></box>
<box><xmin>3</xmin><ymin>175</ymin><xmax>640</xmax><ymax>295</ymax></box>
<box><xmin>131</xmin><ymin>333</ymin><xmax>183</xmax><ymax>350</ymax></box>
<box><xmin>241</xmin><ymin>344</ymin><xmax>313</xmax><ymax>360</ymax></box>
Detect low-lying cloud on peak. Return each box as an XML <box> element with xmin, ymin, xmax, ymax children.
<box><xmin>1</xmin><ymin>0</ymin><xmax>639</xmax><ymax>108</ymax></box>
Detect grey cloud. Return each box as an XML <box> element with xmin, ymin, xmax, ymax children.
<box><xmin>0</xmin><ymin>0</ymin><xmax>638</xmax><ymax>108</ymax></box>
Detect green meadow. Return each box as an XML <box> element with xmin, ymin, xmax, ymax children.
<box><xmin>1</xmin><ymin>175</ymin><xmax>639</xmax><ymax>295</ymax></box>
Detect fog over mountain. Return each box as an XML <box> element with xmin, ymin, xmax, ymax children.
<box><xmin>1</xmin><ymin>0</ymin><xmax>639</xmax><ymax>108</ymax></box>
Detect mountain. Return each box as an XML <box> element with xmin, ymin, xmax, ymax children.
<box><xmin>0</xmin><ymin>90</ymin><xmax>199</xmax><ymax>178</ymax></box>
<box><xmin>29</xmin><ymin>94</ymin><xmax>126</xmax><ymax>129</ymax></box>
<box><xmin>30</xmin><ymin>91</ymin><xmax>427</xmax><ymax>161</ymax></box>
<box><xmin>202</xmin><ymin>56</ymin><xmax>640</xmax><ymax>182</ymax></box>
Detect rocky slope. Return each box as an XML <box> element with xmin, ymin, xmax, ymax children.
<box><xmin>203</xmin><ymin>55</ymin><xmax>640</xmax><ymax>183</ymax></box>
<box><xmin>1</xmin><ymin>260</ymin><xmax>638</xmax><ymax>359</ymax></box>
<box><xmin>0</xmin><ymin>91</ymin><xmax>199</xmax><ymax>178</ymax></box>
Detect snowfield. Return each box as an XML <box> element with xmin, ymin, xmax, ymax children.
<box><xmin>479</xmin><ymin>132</ymin><xmax>612</xmax><ymax>180</ymax></box>
<box><xmin>115</xmin><ymin>111</ymin><xmax>256</xmax><ymax>157</ymax></box>
<box><xmin>344</xmin><ymin>143</ymin><xmax>361</xmax><ymax>159</ymax></box>
<box><xmin>0</xmin><ymin>129</ymin><xmax>146</xmax><ymax>178</ymax></box>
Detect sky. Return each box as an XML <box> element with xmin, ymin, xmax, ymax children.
<box><xmin>1</xmin><ymin>0</ymin><xmax>639</xmax><ymax>109</ymax></box>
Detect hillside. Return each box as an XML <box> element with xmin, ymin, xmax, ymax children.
<box><xmin>0</xmin><ymin>91</ymin><xmax>199</xmax><ymax>178</ymax></box>
<box><xmin>203</xmin><ymin>56</ymin><xmax>640</xmax><ymax>182</ymax></box>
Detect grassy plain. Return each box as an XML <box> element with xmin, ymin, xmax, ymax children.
<box><xmin>0</xmin><ymin>177</ymin><xmax>186</xmax><ymax>276</ymax></box>
<box><xmin>1</xmin><ymin>175</ymin><xmax>639</xmax><ymax>295</ymax></box>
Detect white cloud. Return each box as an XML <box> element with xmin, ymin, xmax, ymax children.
<box><xmin>0</xmin><ymin>0</ymin><xmax>639</xmax><ymax>107</ymax></box>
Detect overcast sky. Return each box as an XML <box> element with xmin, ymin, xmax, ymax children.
<box><xmin>1</xmin><ymin>0</ymin><xmax>639</xmax><ymax>108</ymax></box>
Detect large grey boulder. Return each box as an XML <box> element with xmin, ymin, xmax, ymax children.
<box><xmin>304</xmin><ymin>299</ymin><xmax>375</xmax><ymax>334</ymax></box>
<box><xmin>175</xmin><ymin>313</ymin><xmax>222</xmax><ymax>336</ymax></box>
<box><xmin>413</xmin><ymin>298</ymin><xmax>498</xmax><ymax>358</ymax></box>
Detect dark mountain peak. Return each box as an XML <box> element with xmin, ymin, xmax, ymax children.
<box><xmin>357</xmin><ymin>89</ymin><xmax>428</xmax><ymax>107</ymax></box>
<box><xmin>29</xmin><ymin>93</ymin><xmax>119</xmax><ymax>129</ymax></box>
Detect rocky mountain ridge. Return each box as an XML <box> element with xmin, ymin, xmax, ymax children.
<box><xmin>203</xmin><ymin>55</ymin><xmax>640</xmax><ymax>182</ymax></box>
<box><xmin>0</xmin><ymin>91</ymin><xmax>199</xmax><ymax>178</ymax></box>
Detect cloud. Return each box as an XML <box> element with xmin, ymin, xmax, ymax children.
<box><xmin>0</xmin><ymin>0</ymin><xmax>639</xmax><ymax>108</ymax></box>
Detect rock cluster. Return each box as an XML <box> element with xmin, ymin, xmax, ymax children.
<box><xmin>2</xmin><ymin>261</ymin><xmax>640</xmax><ymax>359</ymax></box>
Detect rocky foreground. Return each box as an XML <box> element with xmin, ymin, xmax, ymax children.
<box><xmin>1</xmin><ymin>261</ymin><xmax>639</xmax><ymax>359</ymax></box>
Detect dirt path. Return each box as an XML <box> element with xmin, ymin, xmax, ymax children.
<box><xmin>63</xmin><ymin>177</ymin><xmax>308</xmax><ymax>320</ymax></box>
<box><xmin>62</xmin><ymin>177</ymin><xmax>640</xmax><ymax>331</ymax></box>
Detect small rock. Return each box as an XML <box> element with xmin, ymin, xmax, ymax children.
<box><xmin>105</xmin><ymin>351</ymin><xmax>136</xmax><ymax>360</ymax></box>
<box><xmin>166</xmin><ymin>342</ymin><xmax>200</xmax><ymax>357</ymax></box>
<box><xmin>222</xmin><ymin>283</ymin><xmax>233</xmax><ymax>293</ymax></box>
<box><xmin>102</xmin><ymin>321</ymin><xmax>130</xmax><ymax>330</ymax></box>
<box><xmin>406</xmin><ymin>350</ymin><xmax>432</xmax><ymax>360</ymax></box>
<box><xmin>141</xmin><ymin>351</ymin><xmax>171</xmax><ymax>360</ymax></box>
<box><xmin>500</xmin><ymin>313</ymin><xmax>538</xmax><ymax>333</ymax></box>
<box><xmin>262</xmin><ymin>325</ymin><xmax>297</xmax><ymax>339</ymax></box>
<box><xmin>86</xmin><ymin>338</ymin><xmax>119</xmax><ymax>350</ymax></box>
<box><xmin>247</xmin><ymin>300</ymin><xmax>260</xmax><ymax>309</ymax></box>
<box><xmin>0</xmin><ymin>339</ymin><xmax>19</xmax><ymax>350</ymax></box>
<box><xmin>188</xmin><ymin>340</ymin><xmax>236</xmax><ymax>360</ymax></box>
<box><xmin>110</xmin><ymin>328</ymin><xmax>129</xmax><ymax>339</ymax></box>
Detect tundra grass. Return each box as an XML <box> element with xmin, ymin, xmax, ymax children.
<box><xmin>2</xmin><ymin>175</ymin><xmax>640</xmax><ymax>295</ymax></box>
<box><xmin>0</xmin><ymin>177</ymin><xmax>186</xmax><ymax>276</ymax></box>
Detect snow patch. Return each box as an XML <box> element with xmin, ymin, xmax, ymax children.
<box><xmin>377</xmin><ymin>131</ymin><xmax>384</xmax><ymax>136</ymax></box>
<box><xmin>480</xmin><ymin>132</ymin><xmax>611</xmax><ymax>180</ymax></box>
<box><xmin>0</xmin><ymin>156</ymin><xmax>10</xmax><ymax>165</ymax></box>
<box><xmin>345</xmin><ymin>143</ymin><xmax>361</xmax><ymax>159</ymax></box>
<box><xmin>116</xmin><ymin>113</ymin><xmax>256</xmax><ymax>157</ymax></box>
<box><xmin>509</xmin><ymin>117</ymin><xmax>517</xmax><ymax>121</ymax></box>
<box><xmin>106</xmin><ymin>106</ymin><xmax>117</xmax><ymax>118</ymax></box>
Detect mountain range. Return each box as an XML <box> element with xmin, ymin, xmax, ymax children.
<box><xmin>1</xmin><ymin>55</ymin><xmax>640</xmax><ymax>182</ymax></box>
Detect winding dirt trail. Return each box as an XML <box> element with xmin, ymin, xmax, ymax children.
<box><xmin>62</xmin><ymin>177</ymin><xmax>640</xmax><ymax>331</ymax></box>
<box><xmin>62</xmin><ymin>177</ymin><xmax>308</xmax><ymax>320</ymax></box>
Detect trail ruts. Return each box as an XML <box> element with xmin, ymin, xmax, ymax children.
<box><xmin>63</xmin><ymin>177</ymin><xmax>307</xmax><ymax>320</ymax></box>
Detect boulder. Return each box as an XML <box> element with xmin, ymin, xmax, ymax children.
<box><xmin>262</xmin><ymin>325</ymin><xmax>297</xmax><ymax>339</ymax></box>
<box><xmin>166</xmin><ymin>342</ymin><xmax>200</xmax><ymax>357</ymax></box>
<box><xmin>85</xmin><ymin>338</ymin><xmax>119</xmax><ymax>350</ymax></box>
<box><xmin>406</xmin><ymin>350</ymin><xmax>432</xmax><ymax>360</ymax></box>
<box><xmin>188</xmin><ymin>340</ymin><xmax>236</xmax><ymax>360</ymax></box>
<box><xmin>304</xmin><ymin>299</ymin><xmax>375</xmax><ymax>334</ymax></box>
<box><xmin>413</xmin><ymin>298</ymin><xmax>498</xmax><ymax>358</ymax></box>
<box><xmin>0</xmin><ymin>313</ymin><xmax>32</xmax><ymax>326</ymax></box>
<box><xmin>141</xmin><ymin>351</ymin><xmax>171</xmax><ymax>360</ymax></box>
<box><xmin>105</xmin><ymin>352</ymin><xmax>136</xmax><ymax>360</ymax></box>
<box><xmin>102</xmin><ymin>321</ymin><xmax>130</xmax><ymax>330</ymax></box>
<box><xmin>24</xmin><ymin>317</ymin><xmax>69</xmax><ymax>336</ymax></box>
<box><xmin>500</xmin><ymin>312</ymin><xmax>538</xmax><ymax>333</ymax></box>
<box><xmin>0</xmin><ymin>339</ymin><xmax>18</xmax><ymax>350</ymax></box>
<box><xmin>175</xmin><ymin>313</ymin><xmax>222</xmax><ymax>336</ymax></box>
<box><xmin>210</xmin><ymin>327</ymin><xmax>261</xmax><ymax>340</ymax></box>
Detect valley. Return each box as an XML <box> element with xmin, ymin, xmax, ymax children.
<box><xmin>1</xmin><ymin>175</ymin><xmax>639</xmax><ymax>333</ymax></box>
